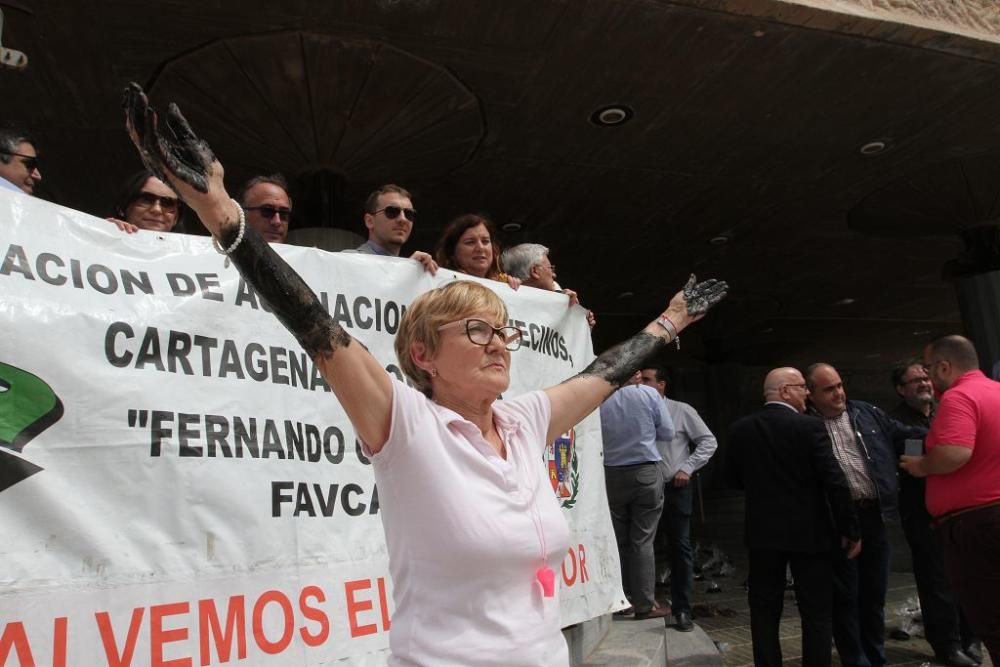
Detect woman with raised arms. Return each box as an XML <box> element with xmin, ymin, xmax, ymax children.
<box><xmin>122</xmin><ymin>83</ymin><xmax>727</xmax><ymax>667</ymax></box>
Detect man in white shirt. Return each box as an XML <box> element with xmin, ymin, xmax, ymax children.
<box><xmin>641</xmin><ymin>366</ymin><xmax>718</xmax><ymax>631</ymax></box>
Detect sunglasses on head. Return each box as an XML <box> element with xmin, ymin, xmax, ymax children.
<box><xmin>245</xmin><ymin>205</ymin><xmax>292</xmax><ymax>222</ymax></box>
<box><xmin>373</xmin><ymin>205</ymin><xmax>416</xmax><ymax>222</ymax></box>
<box><xmin>133</xmin><ymin>191</ymin><xmax>179</xmax><ymax>212</ymax></box>
<box><xmin>3</xmin><ymin>150</ymin><xmax>39</xmax><ymax>172</ymax></box>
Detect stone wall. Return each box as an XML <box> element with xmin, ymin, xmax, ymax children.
<box><xmin>782</xmin><ymin>0</ymin><xmax>1000</xmax><ymax>44</ymax></box>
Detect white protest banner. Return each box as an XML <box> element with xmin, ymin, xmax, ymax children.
<box><xmin>0</xmin><ymin>190</ymin><xmax>624</xmax><ymax>666</ymax></box>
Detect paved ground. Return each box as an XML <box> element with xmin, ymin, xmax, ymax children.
<box><xmin>661</xmin><ymin>493</ymin><xmax>991</xmax><ymax>667</ymax></box>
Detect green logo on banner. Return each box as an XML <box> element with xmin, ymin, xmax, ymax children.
<box><xmin>0</xmin><ymin>362</ymin><xmax>63</xmax><ymax>491</ymax></box>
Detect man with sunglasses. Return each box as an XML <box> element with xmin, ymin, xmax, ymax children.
<box><xmin>237</xmin><ymin>174</ymin><xmax>293</xmax><ymax>244</ymax></box>
<box><xmin>0</xmin><ymin>127</ymin><xmax>41</xmax><ymax>196</ymax></box>
<box><xmin>352</xmin><ymin>184</ymin><xmax>437</xmax><ymax>273</ymax></box>
<box><xmin>889</xmin><ymin>360</ymin><xmax>980</xmax><ymax>667</ymax></box>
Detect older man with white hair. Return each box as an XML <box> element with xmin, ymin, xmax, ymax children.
<box><xmin>502</xmin><ymin>243</ymin><xmax>595</xmax><ymax>327</ymax></box>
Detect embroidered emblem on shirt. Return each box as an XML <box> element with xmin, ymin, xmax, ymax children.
<box><xmin>547</xmin><ymin>428</ymin><xmax>579</xmax><ymax>508</ymax></box>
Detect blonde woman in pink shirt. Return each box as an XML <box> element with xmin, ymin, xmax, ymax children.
<box><xmin>123</xmin><ymin>84</ymin><xmax>727</xmax><ymax>666</ymax></box>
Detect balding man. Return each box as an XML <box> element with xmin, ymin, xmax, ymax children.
<box><xmin>901</xmin><ymin>336</ymin><xmax>1000</xmax><ymax>664</ymax></box>
<box><xmin>727</xmin><ymin>367</ymin><xmax>859</xmax><ymax>667</ymax></box>
<box><xmin>806</xmin><ymin>362</ymin><xmax>924</xmax><ymax>667</ymax></box>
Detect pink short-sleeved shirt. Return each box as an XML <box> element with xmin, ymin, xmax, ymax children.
<box><xmin>366</xmin><ymin>376</ymin><xmax>572</xmax><ymax>667</ymax></box>
<box><xmin>925</xmin><ymin>369</ymin><xmax>1000</xmax><ymax>517</ymax></box>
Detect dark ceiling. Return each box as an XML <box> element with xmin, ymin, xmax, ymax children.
<box><xmin>4</xmin><ymin>0</ymin><xmax>998</xmax><ymax>370</ymax></box>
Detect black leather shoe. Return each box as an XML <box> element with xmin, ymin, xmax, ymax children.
<box><xmin>962</xmin><ymin>643</ymin><xmax>983</xmax><ymax>666</ymax></box>
<box><xmin>937</xmin><ymin>649</ymin><xmax>978</xmax><ymax>667</ymax></box>
<box><xmin>674</xmin><ymin>611</ymin><xmax>695</xmax><ymax>632</ymax></box>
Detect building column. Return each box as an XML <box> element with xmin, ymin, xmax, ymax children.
<box><xmin>948</xmin><ymin>224</ymin><xmax>1000</xmax><ymax>377</ymax></box>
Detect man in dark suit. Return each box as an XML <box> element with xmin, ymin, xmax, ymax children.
<box><xmin>727</xmin><ymin>367</ymin><xmax>861</xmax><ymax>667</ymax></box>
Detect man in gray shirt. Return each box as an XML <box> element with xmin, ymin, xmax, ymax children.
<box><xmin>641</xmin><ymin>366</ymin><xmax>717</xmax><ymax>631</ymax></box>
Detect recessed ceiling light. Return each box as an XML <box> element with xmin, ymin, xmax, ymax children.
<box><xmin>617</xmin><ymin>291</ymin><xmax>634</xmax><ymax>299</ymax></box>
<box><xmin>709</xmin><ymin>235</ymin><xmax>729</xmax><ymax>246</ymax></box>
<box><xmin>912</xmin><ymin>329</ymin><xmax>931</xmax><ymax>336</ymax></box>
<box><xmin>834</xmin><ymin>297</ymin><xmax>856</xmax><ymax>306</ymax></box>
<box><xmin>859</xmin><ymin>140</ymin><xmax>889</xmax><ymax>156</ymax></box>
<box><xmin>590</xmin><ymin>105</ymin><xmax>634</xmax><ymax>127</ymax></box>
<box><xmin>501</xmin><ymin>221</ymin><xmax>522</xmax><ymax>232</ymax></box>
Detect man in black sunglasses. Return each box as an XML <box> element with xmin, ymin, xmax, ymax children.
<box><xmin>0</xmin><ymin>127</ymin><xmax>42</xmax><ymax>196</ymax></box>
<box><xmin>237</xmin><ymin>174</ymin><xmax>293</xmax><ymax>244</ymax></box>
<box><xmin>352</xmin><ymin>184</ymin><xmax>437</xmax><ymax>273</ymax></box>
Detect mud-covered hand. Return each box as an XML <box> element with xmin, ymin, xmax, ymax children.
<box><xmin>662</xmin><ymin>274</ymin><xmax>728</xmax><ymax>333</ymax></box>
<box><xmin>123</xmin><ymin>82</ymin><xmax>228</xmax><ymax>216</ymax></box>
<box><xmin>682</xmin><ymin>274</ymin><xmax>728</xmax><ymax>316</ymax></box>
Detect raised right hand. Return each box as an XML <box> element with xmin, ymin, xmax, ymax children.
<box><xmin>122</xmin><ymin>83</ymin><xmax>236</xmax><ymax>232</ymax></box>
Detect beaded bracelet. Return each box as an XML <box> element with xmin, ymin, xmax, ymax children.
<box><xmin>212</xmin><ymin>199</ymin><xmax>246</xmax><ymax>255</ymax></box>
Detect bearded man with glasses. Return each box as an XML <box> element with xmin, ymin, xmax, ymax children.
<box><xmin>890</xmin><ymin>360</ymin><xmax>981</xmax><ymax>667</ymax></box>
<box><xmin>350</xmin><ymin>183</ymin><xmax>437</xmax><ymax>274</ymax></box>
<box><xmin>0</xmin><ymin>126</ymin><xmax>42</xmax><ymax>196</ymax></box>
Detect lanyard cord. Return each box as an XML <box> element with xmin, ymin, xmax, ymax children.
<box><xmin>500</xmin><ymin>419</ymin><xmax>556</xmax><ymax>597</ymax></box>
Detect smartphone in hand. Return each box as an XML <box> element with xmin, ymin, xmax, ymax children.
<box><xmin>904</xmin><ymin>439</ymin><xmax>924</xmax><ymax>457</ymax></box>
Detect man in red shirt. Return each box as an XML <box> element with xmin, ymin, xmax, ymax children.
<box><xmin>900</xmin><ymin>335</ymin><xmax>1000</xmax><ymax>664</ymax></box>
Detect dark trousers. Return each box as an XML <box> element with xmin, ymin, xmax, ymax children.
<box><xmin>833</xmin><ymin>503</ymin><xmax>890</xmax><ymax>667</ymax></box>
<box><xmin>901</xmin><ymin>501</ymin><xmax>976</xmax><ymax>655</ymax></box>
<box><xmin>605</xmin><ymin>463</ymin><xmax>664</xmax><ymax>613</ymax></box>
<box><xmin>748</xmin><ymin>549</ymin><xmax>834</xmax><ymax>667</ymax></box>
<box><xmin>658</xmin><ymin>480</ymin><xmax>694</xmax><ymax>614</ymax></box>
<box><xmin>941</xmin><ymin>503</ymin><xmax>1000</xmax><ymax>665</ymax></box>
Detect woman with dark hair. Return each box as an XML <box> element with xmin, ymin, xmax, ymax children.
<box><xmin>121</xmin><ymin>83</ymin><xmax>727</xmax><ymax>667</ymax></box>
<box><xmin>106</xmin><ymin>169</ymin><xmax>184</xmax><ymax>233</ymax></box>
<box><xmin>434</xmin><ymin>213</ymin><xmax>520</xmax><ymax>289</ymax></box>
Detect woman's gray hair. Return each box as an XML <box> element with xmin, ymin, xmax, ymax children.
<box><xmin>501</xmin><ymin>243</ymin><xmax>549</xmax><ymax>280</ymax></box>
